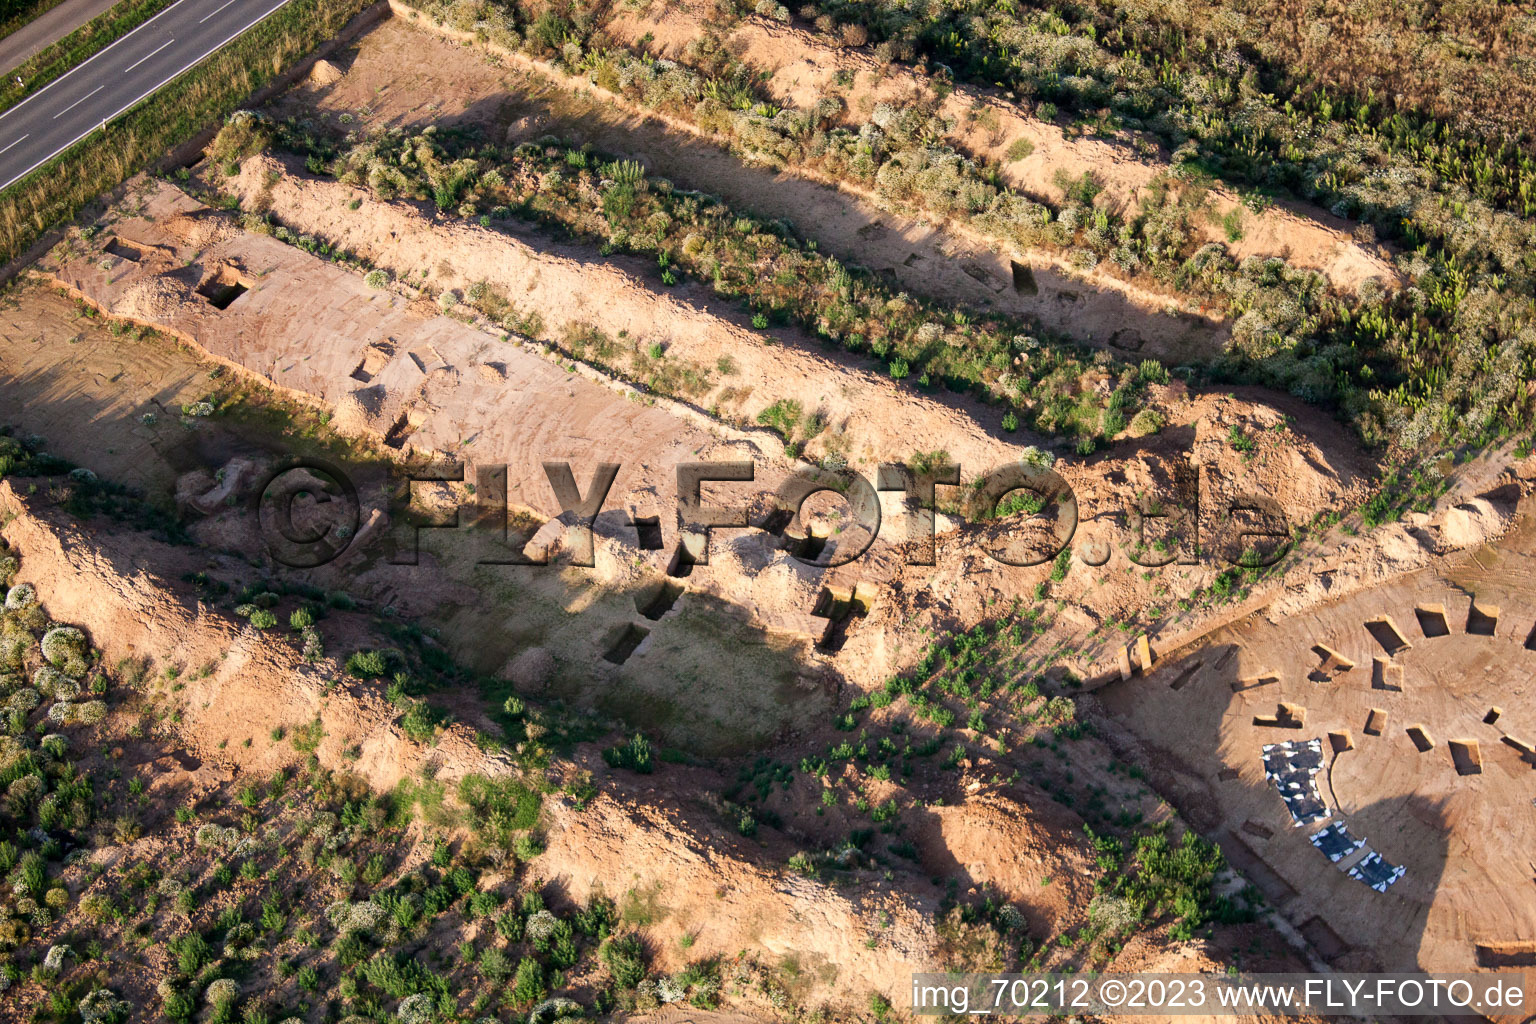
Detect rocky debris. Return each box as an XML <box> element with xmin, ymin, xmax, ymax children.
<box><xmin>189</xmin><ymin>458</ymin><xmax>253</xmax><ymax>515</ymax></box>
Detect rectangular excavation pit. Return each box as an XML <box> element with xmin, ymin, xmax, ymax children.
<box><xmin>811</xmin><ymin>585</ymin><xmax>871</xmax><ymax>653</ymax></box>
<box><xmin>104</xmin><ymin>236</ymin><xmax>143</xmax><ymax>261</ymax></box>
<box><xmin>1467</xmin><ymin>601</ymin><xmax>1500</xmax><ymax>636</ymax></box>
<box><xmin>1476</xmin><ymin>942</ymin><xmax>1536</xmax><ymax>968</ymax></box>
<box><xmin>382</xmin><ymin>411</ymin><xmax>418</xmax><ymax>450</ymax></box>
<box><xmin>1449</xmin><ymin>739</ymin><xmax>1482</xmax><ymax>776</ymax></box>
<box><xmin>1231</xmin><ymin>673</ymin><xmax>1279</xmax><ymax>693</ymax></box>
<box><xmin>1329</xmin><ymin>730</ymin><xmax>1354</xmax><ymax>753</ymax></box>
<box><xmin>1525</xmin><ymin>622</ymin><xmax>1536</xmax><ymax>651</ymax></box>
<box><xmin>1371</xmin><ymin>657</ymin><xmax>1403</xmax><ymax>692</ymax></box>
<box><xmin>1365</xmin><ymin>616</ymin><xmax>1411</xmax><ymax>655</ymax></box>
<box><xmin>1485</xmin><ymin>707</ymin><xmax>1503</xmax><ymax>725</ymax></box>
<box><xmin>665</xmin><ymin>544</ymin><xmax>694</xmax><ymax>578</ymax></box>
<box><xmin>1168</xmin><ymin>659</ymin><xmax>1204</xmax><ymax>691</ymax></box>
<box><xmin>1414</xmin><ymin>604</ymin><xmax>1450</xmax><ymax>637</ymax></box>
<box><xmin>1010</xmin><ymin>260</ymin><xmax>1038</xmax><ymax>295</ymax></box>
<box><xmin>1225</xmin><ymin>833</ymin><xmax>1299</xmax><ymax>905</ymax></box>
<box><xmin>632</xmin><ymin>516</ymin><xmax>664</xmax><ymax>550</ymax></box>
<box><xmin>1364</xmin><ymin>708</ymin><xmax>1388</xmax><ymax>736</ymax></box>
<box><xmin>602</xmin><ymin>624</ymin><xmax>650</xmax><ymax>665</ymax></box>
<box><xmin>1500</xmin><ymin>735</ymin><xmax>1536</xmax><ymax>767</ymax></box>
<box><xmin>800</xmin><ymin>535</ymin><xmax>830</xmax><ymax>562</ymax></box>
<box><xmin>1407</xmin><ymin>725</ymin><xmax>1435</xmax><ymax>752</ymax></box>
<box><xmin>1299</xmin><ymin>916</ymin><xmax>1349</xmax><ymax>962</ymax></box>
<box><xmin>1308</xmin><ymin>644</ymin><xmax>1355</xmax><ymax>682</ymax></box>
<box><xmin>1240</xmin><ymin>819</ymin><xmax>1274</xmax><ymax>840</ymax></box>
<box><xmin>196</xmin><ymin>267</ymin><xmax>251</xmax><ymax>310</ymax></box>
<box><xmin>635</xmin><ymin>580</ymin><xmax>684</xmax><ymax>621</ymax></box>
<box><xmin>1217</xmin><ymin>767</ymin><xmax>1240</xmax><ymax>781</ymax></box>
<box><xmin>1253</xmin><ymin>703</ymin><xmax>1306</xmax><ymax>729</ymax></box>
<box><xmin>350</xmin><ymin>340</ymin><xmax>393</xmax><ymax>383</ymax></box>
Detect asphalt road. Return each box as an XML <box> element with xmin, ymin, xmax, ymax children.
<box><xmin>0</xmin><ymin>0</ymin><xmax>291</xmax><ymax>191</ymax></box>
<box><xmin>0</xmin><ymin>0</ymin><xmax>123</xmax><ymax>76</ymax></box>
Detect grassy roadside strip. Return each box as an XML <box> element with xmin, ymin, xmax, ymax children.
<box><xmin>0</xmin><ymin>0</ymin><xmax>73</xmax><ymax>51</ymax></box>
<box><xmin>0</xmin><ymin>0</ymin><xmax>174</xmax><ymax>111</ymax></box>
<box><xmin>0</xmin><ymin>0</ymin><xmax>372</xmax><ymax>267</ymax></box>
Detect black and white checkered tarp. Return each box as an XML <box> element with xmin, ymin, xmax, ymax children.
<box><xmin>1348</xmin><ymin>852</ymin><xmax>1406</xmax><ymax>892</ymax></box>
<box><xmin>1309</xmin><ymin>821</ymin><xmax>1366</xmax><ymax>862</ymax></box>
<box><xmin>1261</xmin><ymin>738</ymin><xmax>1329</xmax><ymax>827</ymax></box>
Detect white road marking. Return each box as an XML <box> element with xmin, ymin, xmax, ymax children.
<box><xmin>51</xmin><ymin>85</ymin><xmax>103</xmax><ymax>119</ymax></box>
<box><xmin>0</xmin><ymin>133</ymin><xmax>28</xmax><ymax>155</ymax></box>
<box><xmin>199</xmin><ymin>0</ymin><xmax>238</xmax><ymax>23</ymax></box>
<box><xmin>123</xmin><ymin>37</ymin><xmax>176</xmax><ymax>72</ymax></box>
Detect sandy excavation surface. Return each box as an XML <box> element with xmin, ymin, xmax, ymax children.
<box><xmin>41</xmin><ymin>181</ymin><xmax>737</xmax><ymax>526</ymax></box>
<box><xmin>24</xmin><ymin>176</ymin><xmax>1536</xmax><ymax>994</ymax></box>
<box><xmin>1</xmin><ymin>466</ymin><xmax>1333</xmax><ymax>1014</ymax></box>
<box><xmin>0</xmin><ymin>287</ymin><xmax>214</xmax><ymax>499</ymax></box>
<box><xmin>1096</xmin><ymin>477</ymin><xmax>1536</xmax><ymax>983</ymax></box>
<box><xmin>0</xmin><ymin>483</ymin><xmax>946</xmax><ymax>1002</ymax></box>
<box><xmin>38</xmin><ymin>168</ymin><xmax>1526</xmax><ymax>709</ymax></box>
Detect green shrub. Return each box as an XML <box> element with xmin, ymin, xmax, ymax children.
<box><xmin>40</xmin><ymin>627</ymin><xmax>88</xmax><ymax>676</ymax></box>
<box><xmin>457</xmin><ymin>775</ymin><xmax>540</xmax><ymax>845</ymax></box>
<box><xmin>173</xmin><ymin>933</ymin><xmax>210</xmax><ymax>975</ymax></box>
<box><xmin>399</xmin><ymin>699</ymin><xmax>441</xmax><ymax>742</ymax></box>
<box><xmin>511</xmin><ymin>956</ymin><xmax>546</xmax><ymax>1004</ymax></box>
<box><xmin>602</xmin><ymin>733</ymin><xmax>654</xmax><ymax>773</ymax></box>
<box><xmin>1004</xmin><ymin>138</ymin><xmax>1034</xmax><ymax>162</ymax></box>
<box><xmin>600</xmin><ymin>934</ymin><xmax>646</xmax><ymax>988</ymax></box>
<box><xmin>345</xmin><ymin>650</ymin><xmax>388</xmax><ymax>677</ymax></box>
<box><xmin>575</xmin><ymin>894</ymin><xmax>617</xmax><ymax>939</ymax></box>
<box><xmin>1126</xmin><ymin>408</ymin><xmax>1165</xmax><ymax>437</ymax></box>
<box><xmin>495</xmin><ymin>910</ymin><xmax>524</xmax><ymax>942</ymax></box>
<box><xmin>479</xmin><ymin>946</ymin><xmax>511</xmax><ymax>982</ymax></box>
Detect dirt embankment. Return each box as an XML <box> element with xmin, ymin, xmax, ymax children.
<box><xmin>277</xmin><ymin>13</ymin><xmax>1219</xmax><ymax>360</ymax></box>
<box><xmin>607</xmin><ymin>2</ymin><xmax>1400</xmax><ymax>296</ymax></box>
<box><xmin>216</xmin><ymin>158</ymin><xmax>1370</xmax><ymax>513</ymax></box>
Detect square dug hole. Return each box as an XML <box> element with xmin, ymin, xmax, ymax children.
<box><xmin>603</xmin><ymin>624</ymin><xmax>650</xmax><ymax>665</ymax></box>
<box><xmin>197</xmin><ymin>267</ymin><xmax>251</xmax><ymax>310</ymax></box>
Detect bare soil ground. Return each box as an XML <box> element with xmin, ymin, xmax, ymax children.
<box><xmin>1098</xmin><ymin>474</ymin><xmax>1536</xmax><ymax>980</ymax></box>
<box><xmin>38</xmin><ymin>180</ymin><xmax>1394</xmax><ymax>699</ymax></box>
